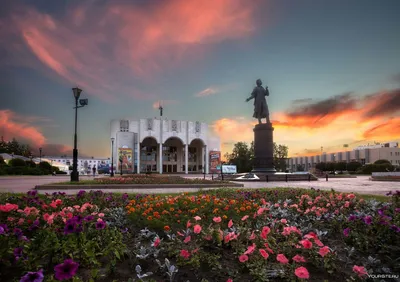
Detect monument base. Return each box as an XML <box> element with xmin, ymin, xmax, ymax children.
<box><xmin>252</xmin><ymin>123</ymin><xmax>277</xmax><ymax>174</ymax></box>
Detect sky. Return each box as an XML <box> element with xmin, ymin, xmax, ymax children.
<box><xmin>0</xmin><ymin>0</ymin><xmax>399</xmax><ymax>159</ymax></box>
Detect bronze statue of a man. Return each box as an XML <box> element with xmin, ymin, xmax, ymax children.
<box><xmin>246</xmin><ymin>79</ymin><xmax>270</xmax><ymax>124</ymax></box>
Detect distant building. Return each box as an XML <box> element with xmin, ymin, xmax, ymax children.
<box><xmin>44</xmin><ymin>156</ymin><xmax>111</xmax><ymax>174</ymax></box>
<box><xmin>287</xmin><ymin>141</ymin><xmax>400</xmax><ymax>171</ymax></box>
<box><xmin>110</xmin><ymin>118</ymin><xmax>221</xmax><ymax>174</ymax></box>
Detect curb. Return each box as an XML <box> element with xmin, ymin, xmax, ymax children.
<box><xmin>35</xmin><ymin>183</ymin><xmax>244</xmax><ymax>190</ymax></box>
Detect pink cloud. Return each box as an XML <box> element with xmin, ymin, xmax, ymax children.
<box><xmin>2</xmin><ymin>1</ymin><xmax>258</xmax><ymax>102</ymax></box>
<box><xmin>195</xmin><ymin>87</ymin><xmax>219</xmax><ymax>97</ymax></box>
<box><xmin>0</xmin><ymin>109</ymin><xmax>46</xmax><ymax>146</ymax></box>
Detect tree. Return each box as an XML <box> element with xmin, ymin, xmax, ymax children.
<box><xmin>225</xmin><ymin>141</ymin><xmax>288</xmax><ymax>173</ymax></box>
<box><xmin>273</xmin><ymin>143</ymin><xmax>288</xmax><ymax>172</ymax></box>
<box><xmin>225</xmin><ymin>142</ymin><xmax>253</xmax><ymax>173</ymax></box>
<box><xmin>315</xmin><ymin>162</ymin><xmax>326</xmax><ymax>172</ymax></box>
<box><xmin>0</xmin><ymin>155</ymin><xmax>4</xmax><ymax>164</ymax></box>
<box><xmin>325</xmin><ymin>162</ymin><xmax>335</xmax><ymax>172</ymax></box>
<box><xmin>347</xmin><ymin>161</ymin><xmax>362</xmax><ymax>172</ymax></box>
<box><xmin>374</xmin><ymin>159</ymin><xmax>391</xmax><ymax>165</ymax></box>
<box><xmin>334</xmin><ymin>161</ymin><xmax>347</xmax><ymax>172</ymax></box>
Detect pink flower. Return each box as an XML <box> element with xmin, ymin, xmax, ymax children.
<box><xmin>187</xmin><ymin>220</ymin><xmax>192</xmax><ymax>228</ymax></box>
<box><xmin>276</xmin><ymin>254</ymin><xmax>289</xmax><ymax>264</ymax></box>
<box><xmin>280</xmin><ymin>219</ymin><xmax>287</xmax><ymax>224</ymax></box>
<box><xmin>300</xmin><ymin>239</ymin><xmax>313</xmax><ymax>249</ymax></box>
<box><xmin>318</xmin><ymin>246</ymin><xmax>330</xmax><ymax>257</ymax></box>
<box><xmin>292</xmin><ymin>255</ymin><xmax>306</xmax><ymax>263</ymax></box>
<box><xmin>241</xmin><ymin>215</ymin><xmax>249</xmax><ymax>221</ymax></box>
<box><xmin>98</xmin><ymin>213</ymin><xmax>104</xmax><ymax>217</ymax></box>
<box><xmin>204</xmin><ymin>235</ymin><xmax>212</xmax><ymax>241</ymax></box>
<box><xmin>239</xmin><ymin>254</ymin><xmax>248</xmax><ymax>263</ymax></box>
<box><xmin>184</xmin><ymin>236</ymin><xmax>191</xmax><ymax>243</ymax></box>
<box><xmin>153</xmin><ymin>237</ymin><xmax>161</xmax><ymax>248</ymax></box>
<box><xmin>227</xmin><ymin>279</ymin><xmax>233</xmax><ymax>282</ymax></box>
<box><xmin>0</xmin><ymin>203</ymin><xmax>19</xmax><ymax>212</ymax></box>
<box><xmin>352</xmin><ymin>265</ymin><xmax>368</xmax><ymax>277</ymax></box>
<box><xmin>194</xmin><ymin>216</ymin><xmax>201</xmax><ymax>221</ymax></box>
<box><xmin>257</xmin><ymin>207</ymin><xmax>264</xmax><ymax>215</ymax></box>
<box><xmin>259</xmin><ymin>249</ymin><xmax>269</xmax><ymax>259</ymax></box>
<box><xmin>244</xmin><ymin>243</ymin><xmax>256</xmax><ymax>255</ymax></box>
<box><xmin>314</xmin><ymin>239</ymin><xmax>324</xmax><ymax>247</ymax></box>
<box><xmin>249</xmin><ymin>231</ymin><xmax>256</xmax><ymax>240</ymax></box>
<box><xmin>213</xmin><ymin>217</ymin><xmax>222</xmax><ymax>223</ymax></box>
<box><xmin>180</xmin><ymin>249</ymin><xmax>190</xmax><ymax>259</ymax></box>
<box><xmin>18</xmin><ymin>218</ymin><xmax>24</xmax><ymax>225</ymax></box>
<box><xmin>261</xmin><ymin>226</ymin><xmax>271</xmax><ymax>239</ymax></box>
<box><xmin>177</xmin><ymin>231</ymin><xmax>185</xmax><ymax>237</ymax></box>
<box><xmin>295</xmin><ymin>266</ymin><xmax>310</xmax><ymax>279</ymax></box>
<box><xmin>193</xmin><ymin>224</ymin><xmax>202</xmax><ymax>234</ymax></box>
<box><xmin>228</xmin><ymin>219</ymin><xmax>233</xmax><ymax>228</ymax></box>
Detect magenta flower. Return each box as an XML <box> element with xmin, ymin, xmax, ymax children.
<box><xmin>95</xmin><ymin>220</ymin><xmax>106</xmax><ymax>230</ymax></box>
<box><xmin>363</xmin><ymin>216</ymin><xmax>372</xmax><ymax>225</ymax></box>
<box><xmin>54</xmin><ymin>259</ymin><xmax>79</xmax><ymax>280</ymax></box>
<box><xmin>343</xmin><ymin>228</ymin><xmax>350</xmax><ymax>237</ymax></box>
<box><xmin>20</xmin><ymin>269</ymin><xmax>44</xmax><ymax>282</ymax></box>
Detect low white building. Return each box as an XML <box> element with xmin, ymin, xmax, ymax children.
<box><xmin>44</xmin><ymin>156</ymin><xmax>111</xmax><ymax>174</ymax></box>
<box><xmin>110</xmin><ymin>118</ymin><xmax>221</xmax><ymax>174</ymax></box>
<box><xmin>287</xmin><ymin>141</ymin><xmax>400</xmax><ymax>171</ymax></box>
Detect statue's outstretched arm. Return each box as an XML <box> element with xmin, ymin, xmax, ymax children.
<box><xmin>245</xmin><ymin>88</ymin><xmax>256</xmax><ymax>102</ymax></box>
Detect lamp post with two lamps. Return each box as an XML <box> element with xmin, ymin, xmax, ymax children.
<box><xmin>110</xmin><ymin>137</ymin><xmax>115</xmax><ymax>177</ymax></box>
<box><xmin>70</xmin><ymin>87</ymin><xmax>88</xmax><ymax>182</ymax></box>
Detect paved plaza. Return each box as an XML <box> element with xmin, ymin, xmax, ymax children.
<box><xmin>0</xmin><ymin>175</ymin><xmax>399</xmax><ymax>195</ymax></box>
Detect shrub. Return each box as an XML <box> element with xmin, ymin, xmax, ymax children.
<box><xmin>55</xmin><ymin>171</ymin><xmax>67</xmax><ymax>175</ymax></box>
<box><xmin>374</xmin><ymin>159</ymin><xmax>391</xmax><ymax>165</ymax></box>
<box><xmin>0</xmin><ymin>155</ymin><xmax>4</xmax><ymax>164</ymax></box>
<box><xmin>9</xmin><ymin>158</ymin><xmax>27</xmax><ymax>167</ymax></box>
<box><xmin>360</xmin><ymin>164</ymin><xmax>394</xmax><ymax>174</ymax></box>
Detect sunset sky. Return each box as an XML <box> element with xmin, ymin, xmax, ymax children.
<box><xmin>0</xmin><ymin>0</ymin><xmax>399</xmax><ymax>159</ymax></box>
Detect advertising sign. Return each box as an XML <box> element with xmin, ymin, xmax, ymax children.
<box><xmin>222</xmin><ymin>165</ymin><xmax>237</xmax><ymax>174</ymax></box>
<box><xmin>118</xmin><ymin>148</ymin><xmax>133</xmax><ymax>172</ymax></box>
<box><xmin>209</xmin><ymin>151</ymin><xmax>221</xmax><ymax>173</ymax></box>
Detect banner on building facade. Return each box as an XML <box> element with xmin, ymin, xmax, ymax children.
<box><xmin>118</xmin><ymin>148</ymin><xmax>133</xmax><ymax>172</ymax></box>
<box><xmin>209</xmin><ymin>151</ymin><xmax>221</xmax><ymax>173</ymax></box>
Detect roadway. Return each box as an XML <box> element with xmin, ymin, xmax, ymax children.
<box><xmin>0</xmin><ymin>175</ymin><xmax>398</xmax><ymax>195</ymax></box>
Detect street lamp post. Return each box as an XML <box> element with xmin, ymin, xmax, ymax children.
<box><xmin>39</xmin><ymin>148</ymin><xmax>42</xmax><ymax>163</ymax></box>
<box><xmin>120</xmin><ymin>155</ymin><xmax>123</xmax><ymax>176</ymax></box>
<box><xmin>70</xmin><ymin>87</ymin><xmax>88</xmax><ymax>182</ymax></box>
<box><xmin>110</xmin><ymin>137</ymin><xmax>115</xmax><ymax>177</ymax></box>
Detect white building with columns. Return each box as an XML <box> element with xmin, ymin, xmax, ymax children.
<box><xmin>110</xmin><ymin>118</ymin><xmax>220</xmax><ymax>174</ymax></box>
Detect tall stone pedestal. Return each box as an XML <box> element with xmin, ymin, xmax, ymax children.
<box><xmin>252</xmin><ymin>123</ymin><xmax>276</xmax><ymax>173</ymax></box>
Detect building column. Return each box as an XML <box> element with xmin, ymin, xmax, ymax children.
<box><xmin>205</xmin><ymin>145</ymin><xmax>209</xmax><ymax>174</ymax></box>
<box><xmin>185</xmin><ymin>144</ymin><xmax>188</xmax><ymax>174</ymax></box>
<box><xmin>137</xmin><ymin>142</ymin><xmax>140</xmax><ymax>174</ymax></box>
<box><xmin>159</xmin><ymin>143</ymin><xmax>163</xmax><ymax>174</ymax></box>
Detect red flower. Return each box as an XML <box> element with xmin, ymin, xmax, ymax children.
<box><xmin>352</xmin><ymin>265</ymin><xmax>368</xmax><ymax>277</ymax></box>
<box><xmin>300</xmin><ymin>239</ymin><xmax>313</xmax><ymax>249</ymax></box>
<box><xmin>180</xmin><ymin>249</ymin><xmax>190</xmax><ymax>259</ymax></box>
<box><xmin>259</xmin><ymin>249</ymin><xmax>269</xmax><ymax>259</ymax></box>
<box><xmin>292</xmin><ymin>254</ymin><xmax>306</xmax><ymax>263</ymax></box>
<box><xmin>295</xmin><ymin>266</ymin><xmax>310</xmax><ymax>279</ymax></box>
<box><xmin>318</xmin><ymin>246</ymin><xmax>330</xmax><ymax>257</ymax></box>
<box><xmin>238</xmin><ymin>254</ymin><xmax>248</xmax><ymax>263</ymax></box>
<box><xmin>193</xmin><ymin>224</ymin><xmax>202</xmax><ymax>234</ymax></box>
<box><xmin>276</xmin><ymin>254</ymin><xmax>289</xmax><ymax>264</ymax></box>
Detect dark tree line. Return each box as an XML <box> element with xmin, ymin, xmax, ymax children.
<box><xmin>223</xmin><ymin>142</ymin><xmax>289</xmax><ymax>173</ymax></box>
<box><xmin>0</xmin><ymin>137</ymin><xmax>33</xmax><ymax>157</ymax></box>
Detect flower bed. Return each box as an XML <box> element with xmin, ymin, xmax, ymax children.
<box><xmin>56</xmin><ymin>174</ymin><xmax>230</xmax><ymax>185</ymax></box>
<box><xmin>0</xmin><ymin>189</ymin><xmax>399</xmax><ymax>281</ymax></box>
